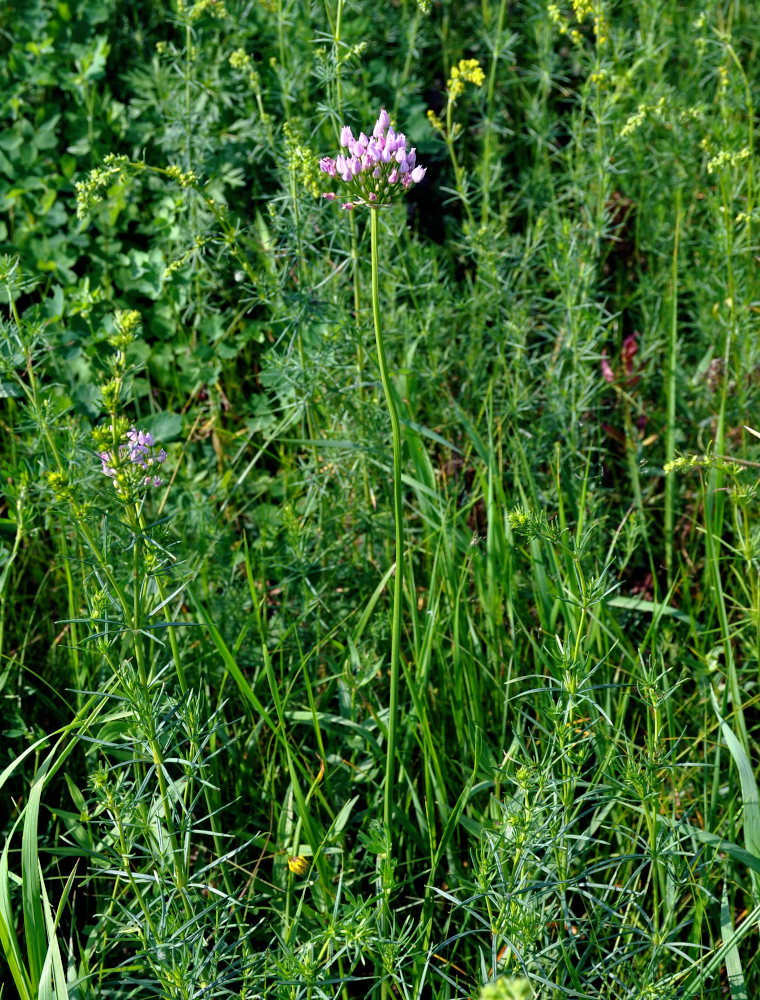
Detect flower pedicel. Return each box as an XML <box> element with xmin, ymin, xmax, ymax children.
<box><xmin>319</xmin><ymin>108</ymin><xmax>426</xmax><ymax>209</ymax></box>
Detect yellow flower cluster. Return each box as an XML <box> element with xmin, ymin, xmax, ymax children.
<box><xmin>663</xmin><ymin>454</ymin><xmax>711</xmax><ymax>474</ymax></box>
<box><xmin>163</xmin><ymin>236</ymin><xmax>208</xmax><ymax>281</ymax></box>
<box><xmin>75</xmin><ymin>153</ymin><xmax>131</xmax><ymax>219</ymax></box>
<box><xmin>109</xmin><ymin>309</ymin><xmax>141</xmax><ymax>350</ymax></box>
<box><xmin>47</xmin><ymin>470</ymin><xmax>75</xmax><ymax>503</ymax></box>
<box><xmin>548</xmin><ymin>0</ymin><xmax>608</xmax><ymax>46</ymax></box>
<box><xmin>593</xmin><ymin>13</ymin><xmax>608</xmax><ymax>44</ymax></box>
<box><xmin>166</xmin><ymin>164</ymin><xmax>197</xmax><ymax>188</ymax></box>
<box><xmin>619</xmin><ymin>96</ymin><xmax>666</xmax><ymax>138</ymax></box>
<box><xmin>446</xmin><ymin>58</ymin><xmax>485</xmax><ymax>101</ymax></box>
<box><xmin>571</xmin><ymin>0</ymin><xmax>593</xmax><ymax>20</ymax></box>
<box><xmin>426</xmin><ymin>108</ymin><xmax>444</xmax><ymax>133</ymax></box>
<box><xmin>229</xmin><ymin>47</ymin><xmax>261</xmax><ymax>90</ymax></box>
<box><xmin>706</xmin><ymin>146</ymin><xmax>750</xmax><ymax>175</ymax></box>
<box><xmin>176</xmin><ymin>0</ymin><xmax>228</xmax><ymax>18</ymax></box>
<box><xmin>283</xmin><ymin>123</ymin><xmax>321</xmax><ymax>198</ymax></box>
<box><xmin>663</xmin><ymin>453</ymin><xmax>744</xmax><ymax>477</ymax></box>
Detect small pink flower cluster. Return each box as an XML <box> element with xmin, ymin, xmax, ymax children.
<box><xmin>319</xmin><ymin>108</ymin><xmax>426</xmax><ymax>210</ymax></box>
<box><xmin>100</xmin><ymin>428</ymin><xmax>167</xmax><ymax>488</ymax></box>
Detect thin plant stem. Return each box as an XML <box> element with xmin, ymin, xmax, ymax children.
<box><xmin>370</xmin><ymin>208</ymin><xmax>404</xmax><ymax>847</ymax></box>
<box><xmin>480</xmin><ymin>0</ymin><xmax>508</xmax><ymax>228</ymax></box>
<box><xmin>664</xmin><ymin>190</ymin><xmax>681</xmax><ymax>590</ymax></box>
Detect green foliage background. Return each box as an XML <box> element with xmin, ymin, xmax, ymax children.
<box><xmin>3</xmin><ymin>0</ymin><xmax>760</xmax><ymax>997</ymax></box>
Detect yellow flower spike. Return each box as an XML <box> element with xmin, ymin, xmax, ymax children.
<box><xmin>287</xmin><ymin>855</ymin><xmax>310</xmax><ymax>876</ymax></box>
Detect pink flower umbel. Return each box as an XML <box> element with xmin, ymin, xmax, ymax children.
<box><xmin>100</xmin><ymin>427</ymin><xmax>167</xmax><ymax>491</ymax></box>
<box><xmin>320</xmin><ymin>108</ymin><xmax>427</xmax><ymax>209</ymax></box>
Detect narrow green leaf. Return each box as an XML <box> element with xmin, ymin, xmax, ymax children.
<box><xmin>0</xmin><ymin>734</ymin><xmax>51</xmax><ymax>797</ymax></box>
<box><xmin>713</xmin><ymin>691</ymin><xmax>760</xmax><ymax>911</ymax></box>
<box><xmin>713</xmin><ymin>691</ymin><xmax>760</xmax><ymax>859</ymax></box>
<box><xmin>606</xmin><ymin>593</ymin><xmax>692</xmax><ymax>624</ymax></box>
<box><xmin>398</xmin><ymin>416</ymin><xmax>463</xmax><ymax>456</ymax></box>
<box><xmin>38</xmin><ymin>872</ymin><xmax>65</xmax><ymax>1000</ymax></box>
<box><xmin>673</xmin><ymin>901</ymin><xmax>760</xmax><ymax>996</ymax></box>
<box><xmin>328</xmin><ymin>796</ymin><xmax>359</xmax><ymax>840</ymax></box>
<box><xmin>21</xmin><ymin>777</ymin><xmax>46</xmax><ymax>991</ymax></box>
<box><xmin>721</xmin><ymin>881</ymin><xmax>748</xmax><ymax>1000</ymax></box>
<box><xmin>0</xmin><ymin>829</ymin><xmax>34</xmax><ymax>1000</ymax></box>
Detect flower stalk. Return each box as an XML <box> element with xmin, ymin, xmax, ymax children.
<box><xmin>320</xmin><ymin>108</ymin><xmax>427</xmax><ymax>851</ymax></box>
<box><xmin>369</xmin><ymin>206</ymin><xmax>405</xmax><ymax>842</ymax></box>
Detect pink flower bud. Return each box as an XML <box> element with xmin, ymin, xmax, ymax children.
<box><xmin>410</xmin><ymin>165</ymin><xmax>426</xmax><ymax>183</ymax></box>
<box><xmin>340</xmin><ymin>125</ymin><xmax>353</xmax><ymax>147</ymax></box>
<box><xmin>621</xmin><ymin>334</ymin><xmax>638</xmax><ymax>375</ymax></box>
<box><xmin>373</xmin><ymin>109</ymin><xmax>390</xmax><ymax>136</ymax></box>
<box><xmin>336</xmin><ymin>155</ymin><xmax>352</xmax><ymax>181</ymax></box>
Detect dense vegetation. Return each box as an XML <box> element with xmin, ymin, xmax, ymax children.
<box><xmin>3</xmin><ymin>0</ymin><xmax>760</xmax><ymax>996</ymax></box>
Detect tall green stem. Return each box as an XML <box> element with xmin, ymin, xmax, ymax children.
<box><xmin>664</xmin><ymin>190</ymin><xmax>681</xmax><ymax>591</ymax></box>
<box><xmin>480</xmin><ymin>0</ymin><xmax>508</xmax><ymax>228</ymax></box>
<box><xmin>370</xmin><ymin>209</ymin><xmax>404</xmax><ymax>844</ymax></box>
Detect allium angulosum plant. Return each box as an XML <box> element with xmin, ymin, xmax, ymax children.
<box><xmin>320</xmin><ymin>108</ymin><xmax>427</xmax><ymax>879</ymax></box>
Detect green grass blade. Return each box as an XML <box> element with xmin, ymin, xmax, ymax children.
<box><xmin>38</xmin><ymin>861</ymin><xmax>74</xmax><ymax>1000</ymax></box>
<box><xmin>721</xmin><ymin>881</ymin><xmax>748</xmax><ymax>1000</ymax></box>
<box><xmin>712</xmin><ymin>689</ymin><xmax>760</xmax><ymax>904</ymax></box>
<box><xmin>673</xmin><ymin>901</ymin><xmax>760</xmax><ymax>997</ymax></box>
<box><xmin>21</xmin><ymin>777</ymin><xmax>46</xmax><ymax>992</ymax></box>
<box><xmin>0</xmin><ymin>828</ymin><xmax>33</xmax><ymax>1000</ymax></box>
